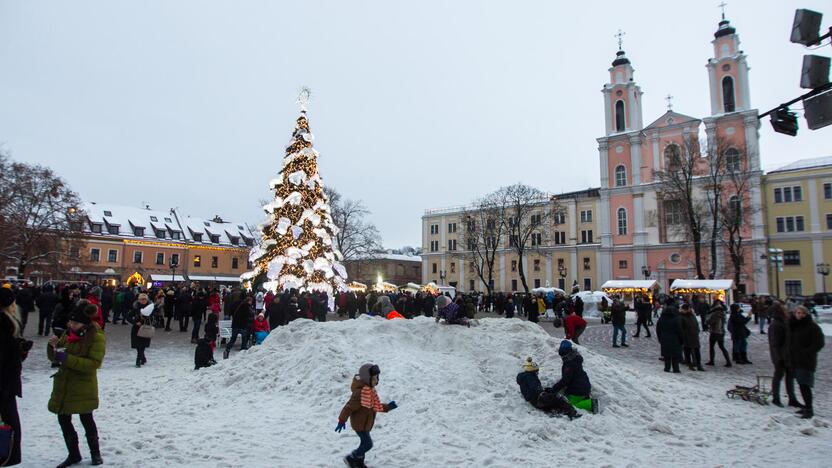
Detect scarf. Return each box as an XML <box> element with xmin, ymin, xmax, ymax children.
<box><xmin>66</xmin><ymin>328</ymin><xmax>83</xmax><ymax>344</ymax></box>
<box><xmin>360</xmin><ymin>386</ymin><xmax>385</xmax><ymax>412</ymax></box>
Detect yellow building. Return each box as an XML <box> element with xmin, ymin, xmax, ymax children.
<box><xmin>421</xmin><ymin>188</ymin><xmax>601</xmax><ymax>293</ymax></box>
<box><xmin>763</xmin><ymin>157</ymin><xmax>832</xmax><ymax>298</ymax></box>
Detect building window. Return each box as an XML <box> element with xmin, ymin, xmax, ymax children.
<box><xmin>580</xmin><ymin>210</ymin><xmax>592</xmax><ymax>223</ymax></box>
<box><xmin>581</xmin><ymin>230</ymin><xmax>594</xmax><ymax>244</ymax></box>
<box><xmin>664</xmin><ymin>200</ymin><xmax>683</xmax><ymax>226</ymax></box>
<box><xmin>615</xmin><ymin>165</ymin><xmax>627</xmax><ymax>187</ymax></box>
<box><xmin>825</xmin><ymin>183</ymin><xmax>832</xmax><ymax>200</ymax></box>
<box><xmin>584</xmin><ymin>278</ymin><xmax>592</xmax><ymax>291</ymax></box>
<box><xmin>193</xmin><ymin>232</ymin><xmax>203</xmax><ymax>242</ymax></box>
<box><xmin>827</xmin><ymin>214</ymin><xmax>832</xmax><ymax>230</ymax></box>
<box><xmin>665</xmin><ymin>144</ymin><xmax>681</xmax><ymax>172</ymax></box>
<box><xmin>193</xmin><ymin>255</ymin><xmax>201</xmax><ymax>267</ymax></box>
<box><xmin>533</xmin><ymin>259</ymin><xmax>540</xmax><ymax>272</ymax></box>
<box><xmin>103</xmin><ymin>210</ymin><xmax>112</xmax><ymax>217</ymax></box>
<box><xmin>231</xmin><ymin>257</ymin><xmax>239</xmax><ymax>269</ymax></box>
<box><xmin>793</xmin><ymin>186</ymin><xmax>803</xmax><ymax>202</ymax></box>
<box><xmin>107</xmin><ymin>249</ymin><xmax>117</xmax><ymax>263</ymax></box>
<box><xmin>430</xmin><ymin>224</ymin><xmax>439</xmax><ymax>235</ymax></box>
<box><xmin>133</xmin><ymin>227</ymin><xmax>145</xmax><ymax>237</ymax></box>
<box><xmin>583</xmin><ymin>257</ymin><xmax>591</xmax><ymax>270</ymax></box>
<box><xmin>448</xmin><ymin>223</ymin><xmax>457</xmax><ymax>233</ymax></box>
<box><xmin>531</xmin><ymin>233</ymin><xmax>542</xmax><ymax>246</ymax></box>
<box><xmin>553</xmin><ymin>212</ymin><xmax>565</xmax><ymax>224</ymax></box>
<box><xmin>91</xmin><ymin>223</ymin><xmax>102</xmax><ymax>233</ymax></box>
<box><xmin>467</xmin><ymin>239</ymin><xmax>476</xmax><ymax>250</ymax></box>
<box><xmin>511</xmin><ymin>279</ymin><xmax>518</xmax><ymax>291</ymax></box>
<box><xmin>725</xmin><ymin>148</ymin><xmax>741</xmax><ymax>172</ymax></box>
<box><xmin>430</xmin><ymin>241</ymin><xmax>439</xmax><ymax>252</ymax></box>
<box><xmin>133</xmin><ymin>251</ymin><xmax>143</xmax><ymax>264</ymax></box>
<box><xmin>211</xmin><ymin>256</ymin><xmax>218</xmax><ymax>268</ymax></box>
<box><xmin>172</xmin><ymin>231</ymin><xmax>182</xmax><ymax>240</ymax></box>
<box><xmin>783</xmin><ymin>250</ymin><xmax>801</xmax><ymax>266</ymax></box>
<box><xmin>107</xmin><ymin>225</ymin><xmax>119</xmax><ymax>235</ymax></box>
<box><xmin>90</xmin><ymin>248</ymin><xmax>100</xmax><ymax>262</ymax></box>
<box><xmin>615</xmin><ymin>100</ymin><xmax>626</xmax><ymax>132</ymax></box>
<box><xmin>210</xmin><ymin>235</ymin><xmax>220</xmax><ymax>243</ymax></box>
<box><xmin>619</xmin><ymin>260</ymin><xmax>628</xmax><ymax>269</ymax></box>
<box><xmin>777</xmin><ymin>216</ymin><xmax>806</xmax><ymax>232</ymax></box>
<box><xmin>617</xmin><ymin>208</ymin><xmax>628</xmax><ymax>235</ymax></box>
<box><xmin>509</xmin><ymin>235</ymin><xmax>519</xmax><ymax>247</ymax></box>
<box><xmin>169</xmin><ymin>254</ymin><xmax>179</xmax><ymax>266</ymax></box>
<box><xmin>511</xmin><ymin>260</ymin><xmax>517</xmax><ymax>272</ymax></box>
<box><xmin>558</xmin><ymin>278</ymin><xmax>565</xmax><ymax>290</ymax></box>
<box><xmin>447</xmin><ymin>239</ymin><xmax>457</xmax><ymax>251</ymax></box>
<box><xmin>432</xmin><ymin>263</ymin><xmax>437</xmax><ymax>274</ymax></box>
<box><xmin>554</xmin><ymin>231</ymin><xmax>566</xmax><ymax>245</ymax></box>
<box><xmin>534</xmin><ymin>279</ymin><xmax>541</xmax><ymax>288</ymax></box>
<box><xmin>784</xmin><ymin>280</ymin><xmax>802</xmax><ymax>297</ymax></box>
<box><xmin>728</xmin><ymin>195</ymin><xmax>742</xmax><ymax>224</ymax></box>
<box><xmin>155</xmin><ymin>253</ymin><xmax>164</xmax><ymax>265</ymax></box>
<box><xmin>469</xmin><ymin>279</ymin><xmax>475</xmax><ymax>291</ymax></box>
<box><xmin>150</xmin><ymin>216</ymin><xmax>158</xmax><ymax>222</ymax></box>
<box><xmin>722</xmin><ymin>76</ymin><xmax>735</xmax><ymax>113</ymax></box>
<box><xmin>164</xmin><ymin>217</ymin><xmax>172</xmax><ymax>223</ymax></box>
<box><xmin>531</xmin><ymin>214</ymin><xmax>542</xmax><ymax>225</ymax></box>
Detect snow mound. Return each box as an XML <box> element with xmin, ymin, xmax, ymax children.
<box><xmin>73</xmin><ymin>318</ymin><xmax>832</xmax><ymax>466</ymax></box>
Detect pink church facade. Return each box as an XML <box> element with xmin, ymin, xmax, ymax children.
<box><xmin>596</xmin><ymin>17</ymin><xmax>768</xmax><ymax>294</ymax></box>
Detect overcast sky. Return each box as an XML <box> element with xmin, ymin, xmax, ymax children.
<box><xmin>1</xmin><ymin>0</ymin><xmax>829</xmax><ymax>248</ymax></box>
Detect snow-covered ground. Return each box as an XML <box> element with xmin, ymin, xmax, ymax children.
<box><xmin>19</xmin><ymin>317</ymin><xmax>832</xmax><ymax>467</ymax></box>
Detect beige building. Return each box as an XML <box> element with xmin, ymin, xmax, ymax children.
<box><xmin>343</xmin><ymin>253</ymin><xmax>422</xmax><ymax>287</ymax></box>
<box><xmin>421</xmin><ymin>189</ymin><xmax>601</xmax><ymax>293</ymax></box>
<box><xmin>763</xmin><ymin>157</ymin><xmax>832</xmax><ymax>298</ymax></box>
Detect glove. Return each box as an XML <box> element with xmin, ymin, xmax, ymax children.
<box><xmin>335</xmin><ymin>421</ymin><xmax>346</xmax><ymax>433</ymax></box>
<box><xmin>55</xmin><ymin>350</ymin><xmax>67</xmax><ymax>364</ymax></box>
<box><xmin>387</xmin><ymin>401</ymin><xmax>398</xmax><ymax>410</ymax></box>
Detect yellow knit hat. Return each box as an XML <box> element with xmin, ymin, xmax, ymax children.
<box><xmin>523</xmin><ymin>357</ymin><xmax>539</xmax><ymax>372</ymax></box>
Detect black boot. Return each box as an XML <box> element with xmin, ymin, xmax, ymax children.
<box><xmin>741</xmin><ymin>353</ymin><xmax>752</xmax><ymax>365</ymax></box>
<box><xmin>57</xmin><ymin>430</ymin><xmax>82</xmax><ymax>468</ymax></box>
<box><xmin>87</xmin><ymin>435</ymin><xmax>103</xmax><ymax>466</ymax></box>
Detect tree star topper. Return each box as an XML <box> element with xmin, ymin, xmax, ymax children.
<box><xmin>297</xmin><ymin>87</ymin><xmax>312</xmax><ymax>112</ymax></box>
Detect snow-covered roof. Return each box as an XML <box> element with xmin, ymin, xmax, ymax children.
<box><xmin>670</xmin><ymin>279</ymin><xmax>733</xmax><ymax>291</ymax></box>
<box><xmin>768</xmin><ymin>156</ymin><xmax>832</xmax><ymax>174</ymax></box>
<box><xmin>601</xmin><ymin>280</ymin><xmax>657</xmax><ymax>290</ymax></box>
<box><xmin>352</xmin><ymin>253</ymin><xmax>421</xmax><ymax>262</ymax></box>
<box><xmin>178</xmin><ymin>215</ymin><xmax>253</xmax><ymax>247</ymax></box>
<box><xmin>644</xmin><ymin>110</ymin><xmax>700</xmax><ymax>130</ymax></box>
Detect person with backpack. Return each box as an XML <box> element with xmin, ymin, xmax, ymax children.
<box><xmin>563</xmin><ymin>309</ymin><xmax>587</xmax><ymax>345</ymax></box>
<box><xmin>788</xmin><ymin>306</ymin><xmax>825</xmax><ymax>419</ymax></box>
<box><xmin>728</xmin><ymin>303</ymin><xmax>753</xmax><ymax>364</ymax></box>
<box><xmin>336</xmin><ymin>364</ymin><xmax>397</xmax><ymax>468</ymax></box>
<box><xmin>705</xmin><ymin>299</ymin><xmax>732</xmax><ymax>367</ymax></box>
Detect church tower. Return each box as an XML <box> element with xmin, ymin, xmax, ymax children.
<box><xmin>602</xmin><ymin>45</ymin><xmax>644</xmax><ymax>135</ymax></box>
<box><xmin>706</xmin><ymin>13</ymin><xmax>751</xmax><ymax>115</ymax></box>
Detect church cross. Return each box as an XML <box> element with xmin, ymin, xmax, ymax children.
<box><xmin>615</xmin><ymin>29</ymin><xmax>626</xmax><ymax>51</ymax></box>
<box><xmin>718</xmin><ymin>2</ymin><xmax>727</xmax><ymax>20</ymax></box>
<box><xmin>666</xmin><ymin>94</ymin><xmax>674</xmax><ymax>111</ymax></box>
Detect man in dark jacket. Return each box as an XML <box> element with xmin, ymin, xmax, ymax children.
<box><xmin>515</xmin><ymin>357</ymin><xmax>580</xmax><ymax>420</ymax></box>
<box><xmin>611</xmin><ymin>299</ymin><xmax>628</xmax><ymax>348</ymax></box>
<box><xmin>788</xmin><ymin>306</ymin><xmax>825</xmax><ymax>418</ymax></box>
<box><xmin>36</xmin><ymin>284</ymin><xmax>59</xmax><ymax>336</ymax></box>
<box><xmin>768</xmin><ymin>302</ymin><xmax>798</xmax><ymax>407</ymax></box>
<box><xmin>549</xmin><ymin>340</ymin><xmax>595</xmax><ymax>413</ymax></box>
<box><xmin>15</xmin><ymin>286</ymin><xmax>35</xmax><ymax>334</ymax></box>
<box><xmin>656</xmin><ymin>298</ymin><xmax>684</xmax><ymax>373</ymax></box>
<box><xmin>421</xmin><ymin>294</ymin><xmax>435</xmax><ymax>318</ymax></box>
<box><xmin>633</xmin><ymin>296</ymin><xmax>652</xmax><ymax>338</ymax></box>
<box><xmin>177</xmin><ymin>287</ymin><xmax>193</xmax><ymax>332</ymax></box>
<box><xmin>680</xmin><ymin>303</ymin><xmax>704</xmax><ymax>371</ymax></box>
<box><xmin>224</xmin><ymin>296</ymin><xmax>254</xmax><ymax>359</ymax></box>
<box><xmin>573</xmin><ymin>296</ymin><xmax>584</xmax><ymax>317</ymax></box>
<box><xmin>705</xmin><ymin>300</ymin><xmax>732</xmax><ymax>367</ymax></box>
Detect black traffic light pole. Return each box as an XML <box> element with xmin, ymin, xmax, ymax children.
<box><xmin>759</xmin><ymin>81</ymin><xmax>832</xmax><ymax>120</ymax></box>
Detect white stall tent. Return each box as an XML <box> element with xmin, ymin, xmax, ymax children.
<box><xmin>670</xmin><ymin>279</ymin><xmax>734</xmax><ymax>304</ymax></box>
<box><xmin>571</xmin><ymin>290</ymin><xmax>612</xmax><ymax>317</ymax></box>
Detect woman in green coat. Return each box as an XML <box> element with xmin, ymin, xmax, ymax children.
<box><xmin>47</xmin><ymin>304</ymin><xmax>106</xmax><ymax>468</ymax></box>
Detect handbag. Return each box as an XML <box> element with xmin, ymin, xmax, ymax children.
<box><xmin>0</xmin><ymin>420</ymin><xmax>13</xmax><ymax>465</ymax></box>
<box><xmin>137</xmin><ymin>323</ymin><xmax>155</xmax><ymax>339</ymax></box>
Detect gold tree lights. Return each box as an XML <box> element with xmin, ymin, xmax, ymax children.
<box><xmin>241</xmin><ymin>88</ymin><xmax>348</xmax><ymax>295</ymax></box>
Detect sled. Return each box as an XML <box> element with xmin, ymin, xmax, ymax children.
<box><xmin>726</xmin><ymin>376</ymin><xmax>772</xmax><ymax>405</ymax></box>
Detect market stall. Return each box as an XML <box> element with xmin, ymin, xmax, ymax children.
<box><xmin>570</xmin><ymin>290</ymin><xmax>613</xmax><ymax>317</ymax></box>
<box><xmin>348</xmin><ymin>281</ymin><xmax>368</xmax><ymax>293</ymax></box>
<box><xmin>670</xmin><ymin>279</ymin><xmax>734</xmax><ymax>304</ymax></box>
<box><xmin>601</xmin><ymin>280</ymin><xmax>658</xmax><ymax>306</ymax></box>
<box><xmin>400</xmin><ymin>282</ymin><xmax>422</xmax><ymax>294</ymax></box>
<box><xmin>373</xmin><ymin>281</ymin><xmax>399</xmax><ymax>293</ymax></box>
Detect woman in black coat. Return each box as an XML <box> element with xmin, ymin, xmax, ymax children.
<box><xmin>1</xmin><ymin>288</ymin><xmax>32</xmax><ymax>466</ymax></box>
<box><xmin>680</xmin><ymin>304</ymin><xmax>704</xmax><ymax>371</ymax></box>
<box><xmin>656</xmin><ymin>300</ymin><xmax>684</xmax><ymax>373</ymax></box>
<box><xmin>788</xmin><ymin>306</ymin><xmax>825</xmax><ymax>419</ymax></box>
<box><xmin>728</xmin><ymin>303</ymin><xmax>753</xmax><ymax>364</ymax></box>
<box><xmin>129</xmin><ymin>294</ymin><xmax>153</xmax><ymax>367</ymax></box>
<box><xmin>768</xmin><ymin>302</ymin><xmax>798</xmax><ymax>407</ymax></box>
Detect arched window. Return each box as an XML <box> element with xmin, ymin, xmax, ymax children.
<box><xmin>725</xmin><ymin>148</ymin><xmax>740</xmax><ymax>172</ymax></box>
<box><xmin>615</xmin><ymin>100</ymin><xmax>626</xmax><ymax>132</ymax></box>
<box><xmin>617</xmin><ymin>208</ymin><xmax>628</xmax><ymax>235</ymax></box>
<box><xmin>722</xmin><ymin>76</ymin><xmax>736</xmax><ymax>113</ymax></box>
<box><xmin>615</xmin><ymin>165</ymin><xmax>627</xmax><ymax>187</ymax></box>
<box><xmin>728</xmin><ymin>195</ymin><xmax>742</xmax><ymax>224</ymax></box>
<box><xmin>664</xmin><ymin>144</ymin><xmax>681</xmax><ymax>172</ymax></box>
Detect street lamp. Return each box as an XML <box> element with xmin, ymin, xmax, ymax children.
<box><xmin>817</xmin><ymin>262</ymin><xmax>830</xmax><ymax>294</ymax></box>
<box><xmin>767</xmin><ymin>248</ymin><xmax>784</xmax><ymax>298</ymax></box>
<box><xmin>558</xmin><ymin>264</ymin><xmax>567</xmax><ymax>289</ymax></box>
<box><xmin>641</xmin><ymin>265</ymin><xmax>652</xmax><ymax>279</ymax></box>
<box><xmin>439</xmin><ymin>270</ymin><xmax>446</xmax><ymax>285</ymax></box>
<box><xmin>169</xmin><ymin>257</ymin><xmax>179</xmax><ymax>284</ymax></box>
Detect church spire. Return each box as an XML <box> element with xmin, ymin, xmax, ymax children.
<box><xmin>714</xmin><ymin>2</ymin><xmax>737</xmax><ymax>38</ymax></box>
<box><xmin>603</xmin><ymin>29</ymin><xmax>643</xmax><ymax>134</ymax></box>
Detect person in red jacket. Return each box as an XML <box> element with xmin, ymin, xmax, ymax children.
<box><xmin>85</xmin><ymin>287</ymin><xmax>105</xmax><ymax>330</ymax></box>
<box><xmin>253</xmin><ymin>313</ymin><xmax>271</xmax><ymax>345</ymax></box>
<box><xmin>564</xmin><ymin>309</ymin><xmax>588</xmax><ymax>345</ymax></box>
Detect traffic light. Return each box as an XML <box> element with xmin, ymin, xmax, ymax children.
<box><xmin>770</xmin><ymin>107</ymin><xmax>799</xmax><ymax>136</ymax></box>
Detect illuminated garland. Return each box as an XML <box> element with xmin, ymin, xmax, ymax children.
<box><xmin>123</xmin><ymin>239</ymin><xmax>249</xmax><ymax>253</ymax></box>
<box><xmin>241</xmin><ymin>108</ymin><xmax>348</xmax><ymax>295</ymax></box>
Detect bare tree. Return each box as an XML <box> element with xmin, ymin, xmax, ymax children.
<box><xmin>324</xmin><ymin>187</ymin><xmax>383</xmax><ymax>261</ymax></box>
<box><xmin>720</xmin><ymin>154</ymin><xmax>757</xmax><ymax>291</ymax></box>
<box><xmin>654</xmin><ymin>137</ymin><xmax>708</xmax><ymax>279</ymax></box>
<box><xmin>502</xmin><ymin>183</ymin><xmax>552</xmax><ymax>293</ymax></box>
<box><xmin>454</xmin><ymin>191</ymin><xmax>508</xmax><ymax>296</ymax></box>
<box><xmin>0</xmin><ymin>152</ymin><xmax>85</xmax><ymax>278</ymax></box>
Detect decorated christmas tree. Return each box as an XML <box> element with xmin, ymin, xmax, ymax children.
<box><xmin>242</xmin><ymin>89</ymin><xmax>348</xmax><ymax>296</ymax></box>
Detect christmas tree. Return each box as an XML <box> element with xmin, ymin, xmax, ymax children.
<box><xmin>243</xmin><ymin>89</ymin><xmax>348</xmax><ymax>296</ymax></box>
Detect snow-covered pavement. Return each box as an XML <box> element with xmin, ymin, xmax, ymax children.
<box><xmin>17</xmin><ymin>317</ymin><xmax>832</xmax><ymax>467</ymax></box>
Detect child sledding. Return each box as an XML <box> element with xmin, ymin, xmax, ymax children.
<box><xmin>435</xmin><ymin>295</ymin><xmax>470</xmax><ymax>327</ymax></box>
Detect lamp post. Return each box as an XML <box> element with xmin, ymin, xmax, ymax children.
<box><xmin>767</xmin><ymin>248</ymin><xmax>784</xmax><ymax>298</ymax></box>
<box><xmin>817</xmin><ymin>262</ymin><xmax>830</xmax><ymax>294</ymax></box>
<box><xmin>169</xmin><ymin>257</ymin><xmax>179</xmax><ymax>284</ymax></box>
<box><xmin>439</xmin><ymin>270</ymin><xmax>446</xmax><ymax>285</ymax></box>
<box><xmin>558</xmin><ymin>264</ymin><xmax>567</xmax><ymax>289</ymax></box>
<box><xmin>642</xmin><ymin>265</ymin><xmax>652</xmax><ymax>279</ymax></box>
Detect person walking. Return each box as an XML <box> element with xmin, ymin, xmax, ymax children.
<box><xmin>190</xmin><ymin>290</ymin><xmax>208</xmax><ymax>344</ymax></box>
<box><xmin>223</xmin><ymin>296</ymin><xmax>253</xmax><ymax>359</ymax></box>
<box><xmin>563</xmin><ymin>309</ymin><xmax>587</xmax><ymax>345</ymax></box>
<box><xmin>728</xmin><ymin>303</ymin><xmax>753</xmax><ymax>364</ymax></box>
<box><xmin>177</xmin><ymin>287</ymin><xmax>192</xmax><ymax>333</ymax></box>
<box><xmin>47</xmin><ymin>304</ymin><xmax>106</xmax><ymax>467</ymax></box>
<box><xmin>611</xmin><ymin>299</ymin><xmax>628</xmax><ymax>348</ymax></box>
<box><xmin>129</xmin><ymin>294</ymin><xmax>154</xmax><ymax>368</ymax></box>
<box><xmin>1</xmin><ymin>287</ymin><xmax>33</xmax><ymax>466</ymax></box>
<box><xmin>705</xmin><ymin>299</ymin><xmax>732</xmax><ymax>367</ymax></box>
<box><xmin>632</xmin><ymin>295</ymin><xmax>652</xmax><ymax>338</ymax></box>
<box><xmin>768</xmin><ymin>302</ymin><xmax>799</xmax><ymax>407</ymax></box>
<box><xmin>13</xmin><ymin>287</ymin><xmax>34</xmax><ymax>336</ymax></box>
<box><xmin>656</xmin><ymin>298</ymin><xmax>684</xmax><ymax>373</ymax></box>
<box><xmin>336</xmin><ymin>364</ymin><xmax>397</xmax><ymax>468</ymax></box>
<box><xmin>788</xmin><ymin>305</ymin><xmax>825</xmax><ymax>419</ymax></box>
<box><xmin>680</xmin><ymin>304</ymin><xmax>704</xmax><ymax>371</ymax></box>
<box><xmin>163</xmin><ymin>289</ymin><xmax>176</xmax><ymax>331</ymax></box>
<box><xmin>36</xmin><ymin>284</ymin><xmax>59</xmax><ymax>337</ymax></box>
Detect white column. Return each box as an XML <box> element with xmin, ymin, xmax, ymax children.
<box><xmin>499</xmin><ymin>253</ymin><xmax>506</xmax><ymax>292</ymax></box>
<box><xmin>744</xmin><ymin>115</ymin><xmax>761</xmax><ymax>172</ymax></box>
<box><xmin>707</xmin><ymin>63</ymin><xmax>719</xmax><ymax>115</ymax></box>
<box><xmin>651</xmin><ymin>133</ymin><xmax>660</xmax><ymax>176</ymax></box>
<box><xmin>750</xmin><ymin>180</ymin><xmax>765</xmax><ymax>240</ymax></box>
<box><xmin>629</xmin><ymin>135</ymin><xmax>642</xmax><ymax>185</ymax></box>
<box><xmin>603</xmin><ymin>89</ymin><xmax>613</xmax><ymax>135</ymax></box>
<box><xmin>598</xmin><ymin>140</ymin><xmax>610</xmax><ymax>188</ymax></box>
<box><xmin>570</xmin><ymin>248</ymin><xmax>578</xmax><ymax>289</ymax></box>
<box><xmin>738</xmin><ymin>56</ymin><xmax>751</xmax><ymax>110</ymax></box>
<box><xmin>545</xmin><ymin>255</ymin><xmax>552</xmax><ymax>286</ymax></box>
<box><xmin>808</xmin><ymin>179</ymin><xmax>820</xmax><ymax>233</ymax></box>
<box><xmin>813</xmin><ymin>239</ymin><xmax>824</xmax><ymax>294</ymax></box>
<box><xmin>459</xmin><ymin>258</ymin><xmax>465</xmax><ymax>291</ymax></box>
<box><xmin>567</xmin><ymin>200</ymin><xmax>577</xmax><ymax>243</ymax></box>
<box><xmin>422</xmin><ymin>257</ymin><xmax>428</xmax><ymax>284</ymax></box>
<box><xmin>753</xmin><ymin>242</ymin><xmax>769</xmax><ymax>295</ymax></box>
<box><xmin>599</xmin><ymin>194</ymin><xmax>611</xmax><ymax>248</ymax></box>
<box><xmin>633</xmin><ymin>194</ymin><xmax>644</xmax><ymax>235</ymax></box>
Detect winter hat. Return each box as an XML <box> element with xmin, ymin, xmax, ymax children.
<box><xmin>358</xmin><ymin>363</ymin><xmax>381</xmax><ymax>386</ymax></box>
<box><xmin>730</xmin><ymin>303</ymin><xmax>741</xmax><ymax>313</ymax></box>
<box><xmin>558</xmin><ymin>340</ymin><xmax>573</xmax><ymax>356</ymax></box>
<box><xmin>68</xmin><ymin>305</ymin><xmax>92</xmax><ymax>325</ymax></box>
<box><xmin>435</xmin><ymin>295</ymin><xmax>452</xmax><ymax>309</ymax></box>
<box><xmin>522</xmin><ymin>357</ymin><xmax>539</xmax><ymax>372</ymax></box>
<box><xmin>90</xmin><ymin>286</ymin><xmax>102</xmax><ymax>299</ymax></box>
<box><xmin>0</xmin><ymin>287</ymin><xmax>15</xmax><ymax>307</ymax></box>
<box><xmin>257</xmin><ymin>313</ymin><xmax>265</xmax><ymax>320</ymax></box>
